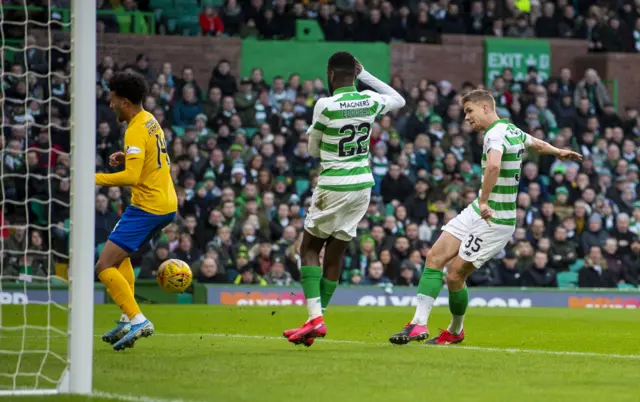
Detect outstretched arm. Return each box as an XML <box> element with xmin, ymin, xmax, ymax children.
<box><xmin>528</xmin><ymin>137</ymin><xmax>583</xmax><ymax>161</ymax></box>
<box><xmin>355</xmin><ymin>60</ymin><xmax>406</xmax><ymax>113</ymax></box>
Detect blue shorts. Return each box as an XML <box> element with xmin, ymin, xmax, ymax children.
<box><xmin>108</xmin><ymin>206</ymin><xmax>176</xmax><ymax>253</ymax></box>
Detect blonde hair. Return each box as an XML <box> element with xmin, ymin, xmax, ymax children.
<box><xmin>460</xmin><ymin>89</ymin><xmax>495</xmax><ymax>110</ymax></box>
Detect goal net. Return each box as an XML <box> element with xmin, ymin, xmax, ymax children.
<box><xmin>0</xmin><ymin>0</ymin><xmax>95</xmax><ymax>396</ymax></box>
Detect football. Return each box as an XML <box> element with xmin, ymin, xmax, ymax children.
<box><xmin>156</xmin><ymin>259</ymin><xmax>193</xmax><ymax>293</ymax></box>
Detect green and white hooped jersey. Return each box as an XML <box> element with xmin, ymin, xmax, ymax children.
<box><xmin>310</xmin><ymin>86</ymin><xmax>394</xmax><ymax>192</ymax></box>
<box><xmin>472</xmin><ymin>118</ymin><xmax>533</xmax><ymax>226</ymax></box>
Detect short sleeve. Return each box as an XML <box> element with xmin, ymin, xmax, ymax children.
<box><xmin>307</xmin><ymin>98</ymin><xmax>330</xmax><ymax>134</ymax></box>
<box><xmin>522</xmin><ymin>131</ymin><xmax>534</xmax><ymax>147</ymax></box>
<box><xmin>124</xmin><ymin>126</ymin><xmax>146</xmax><ymax>160</ymax></box>
<box><xmin>485</xmin><ymin>125</ymin><xmax>505</xmax><ymax>153</ymax></box>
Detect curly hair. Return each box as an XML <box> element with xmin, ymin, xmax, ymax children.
<box><xmin>109</xmin><ymin>71</ymin><xmax>148</xmax><ymax>104</ymax></box>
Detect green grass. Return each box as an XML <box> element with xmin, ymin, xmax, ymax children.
<box><xmin>2</xmin><ymin>305</ymin><xmax>640</xmax><ymax>401</ymax></box>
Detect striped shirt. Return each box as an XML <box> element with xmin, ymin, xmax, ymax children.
<box><xmin>472</xmin><ymin>118</ymin><xmax>533</xmax><ymax>226</ymax></box>
<box><xmin>309</xmin><ymin>86</ymin><xmax>396</xmax><ymax>192</ymax></box>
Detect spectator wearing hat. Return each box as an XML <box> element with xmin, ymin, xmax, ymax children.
<box><xmin>579</xmin><ymin>246</ymin><xmax>616</xmax><ymax>288</ymax></box>
<box><xmin>553</xmin><ymin>186</ymin><xmax>574</xmax><ymax>220</ymax></box>
<box><xmin>264</xmin><ymin>255</ymin><xmax>294</xmax><ymax>286</ymax></box>
<box><xmin>427</xmin><ymin>114</ymin><xmax>445</xmax><ymax>146</ymax></box>
<box><xmin>384</xmin><ymin>131</ymin><xmax>402</xmax><ymax>163</ymax></box>
<box><xmin>348</xmin><ymin>269</ymin><xmax>363</xmax><ymax>285</ymax></box>
<box><xmin>194</xmin><ymin>113</ymin><xmax>212</xmax><ymax>138</ymax></box>
<box><xmin>139</xmin><ymin>241</ymin><xmax>175</xmax><ymax>279</ymax></box>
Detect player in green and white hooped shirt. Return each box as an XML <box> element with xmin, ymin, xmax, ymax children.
<box><xmin>390</xmin><ymin>89</ymin><xmax>582</xmax><ymax>346</ymax></box>
<box><xmin>284</xmin><ymin>52</ymin><xmax>405</xmax><ymax>346</ymax></box>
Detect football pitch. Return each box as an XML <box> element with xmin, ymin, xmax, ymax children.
<box><xmin>2</xmin><ymin>305</ymin><xmax>640</xmax><ymax>402</ymax></box>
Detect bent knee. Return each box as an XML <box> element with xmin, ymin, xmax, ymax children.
<box><xmin>446</xmin><ymin>269</ymin><xmax>466</xmax><ymax>285</ymax></box>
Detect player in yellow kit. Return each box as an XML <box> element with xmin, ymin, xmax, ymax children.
<box><xmin>95</xmin><ymin>71</ymin><xmax>177</xmax><ymax>351</ymax></box>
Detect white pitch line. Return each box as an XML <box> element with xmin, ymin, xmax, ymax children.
<box><xmin>3</xmin><ymin>332</ymin><xmax>640</xmax><ymax>360</ymax></box>
<box><xmin>181</xmin><ymin>332</ymin><xmax>640</xmax><ymax>360</ymax></box>
<box><xmin>92</xmin><ymin>391</ymin><xmax>195</xmax><ymax>402</ymax></box>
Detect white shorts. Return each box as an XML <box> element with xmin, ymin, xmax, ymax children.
<box><xmin>304</xmin><ymin>187</ymin><xmax>370</xmax><ymax>242</ymax></box>
<box><xmin>442</xmin><ymin>204</ymin><xmax>515</xmax><ymax>268</ymax></box>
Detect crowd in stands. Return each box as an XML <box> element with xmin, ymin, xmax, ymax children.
<box><xmin>4</xmin><ymin>32</ymin><xmax>640</xmax><ymax>290</ymax></box>
<box><xmin>4</xmin><ymin>0</ymin><xmax>640</xmax><ymax>52</ymax></box>
<box><xmin>181</xmin><ymin>0</ymin><xmax>639</xmax><ymax>52</ymax></box>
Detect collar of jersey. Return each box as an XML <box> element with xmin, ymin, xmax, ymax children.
<box><xmin>129</xmin><ymin>109</ymin><xmax>146</xmax><ymax>126</ymax></box>
<box><xmin>333</xmin><ymin>86</ymin><xmax>357</xmax><ymax>95</ymax></box>
<box><xmin>484</xmin><ymin>118</ymin><xmax>509</xmax><ymax>134</ymax></box>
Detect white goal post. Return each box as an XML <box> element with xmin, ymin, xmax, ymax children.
<box><xmin>0</xmin><ymin>0</ymin><xmax>95</xmax><ymax>396</ymax></box>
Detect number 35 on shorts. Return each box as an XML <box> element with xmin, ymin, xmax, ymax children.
<box><xmin>461</xmin><ymin>233</ymin><xmax>483</xmax><ymax>257</ymax></box>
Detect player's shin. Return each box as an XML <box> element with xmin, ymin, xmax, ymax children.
<box><xmin>320</xmin><ymin>277</ymin><xmax>338</xmax><ymax>313</ymax></box>
<box><xmin>98</xmin><ymin>268</ymin><xmax>145</xmax><ymax>323</ymax></box>
<box><xmin>447</xmin><ymin>285</ymin><xmax>469</xmax><ymax>335</ymax></box>
<box><xmin>301</xmin><ymin>266</ymin><xmax>323</xmax><ymax>319</ymax></box>
<box><xmin>118</xmin><ymin>257</ymin><xmax>135</xmax><ymax>295</ymax></box>
<box><xmin>411</xmin><ymin>267</ymin><xmax>444</xmax><ymax>326</ymax></box>
<box><xmin>117</xmin><ymin>258</ymin><xmax>135</xmax><ymax>322</ymax></box>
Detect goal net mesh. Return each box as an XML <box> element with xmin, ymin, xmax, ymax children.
<box><xmin>0</xmin><ymin>0</ymin><xmax>72</xmax><ymax>391</ymax></box>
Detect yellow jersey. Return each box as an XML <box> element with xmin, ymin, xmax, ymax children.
<box><xmin>123</xmin><ymin>110</ymin><xmax>177</xmax><ymax>215</ymax></box>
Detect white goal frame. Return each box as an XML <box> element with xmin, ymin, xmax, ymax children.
<box><xmin>0</xmin><ymin>0</ymin><xmax>96</xmax><ymax>396</ymax></box>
